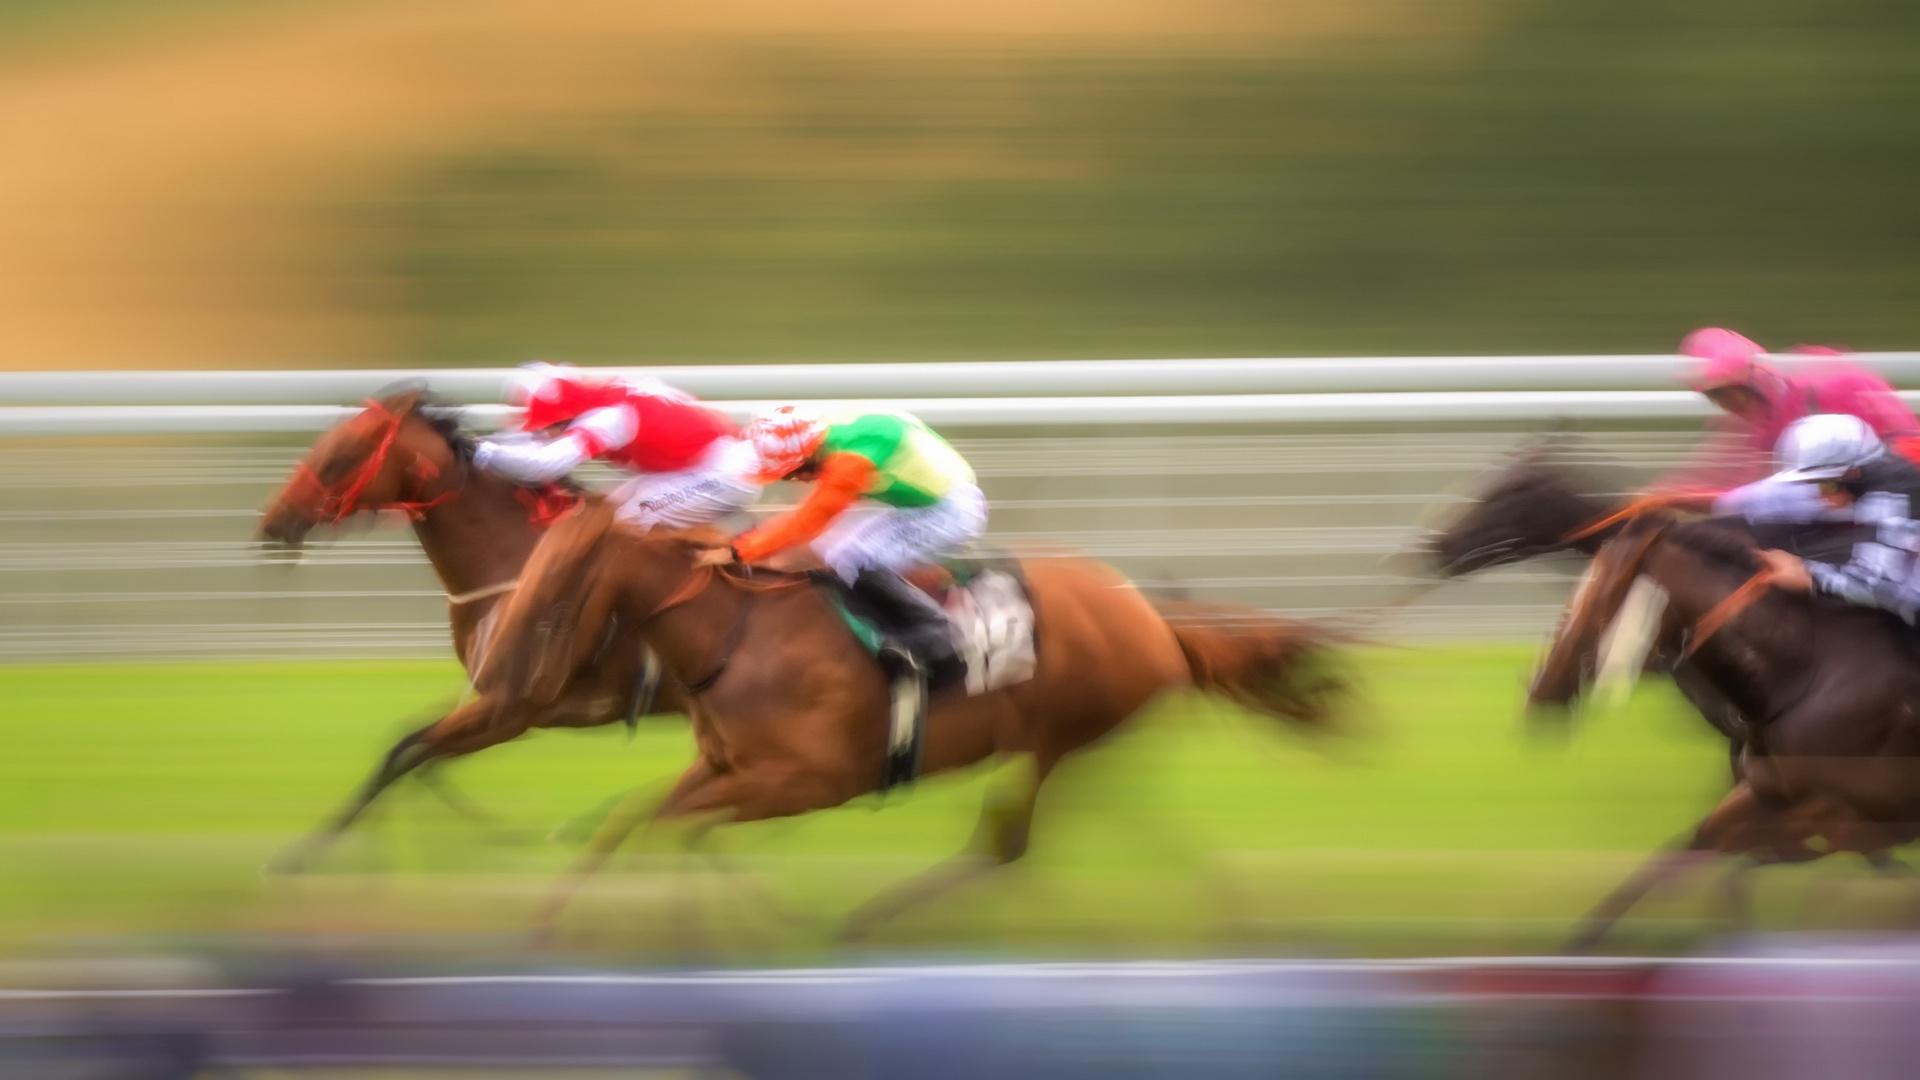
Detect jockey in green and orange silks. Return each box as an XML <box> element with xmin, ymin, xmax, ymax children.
<box><xmin>699</xmin><ymin>406</ymin><xmax>987</xmax><ymax>679</ymax></box>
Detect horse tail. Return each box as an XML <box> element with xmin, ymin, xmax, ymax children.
<box><xmin>1161</xmin><ymin>603</ymin><xmax>1352</xmax><ymax>734</ymax></box>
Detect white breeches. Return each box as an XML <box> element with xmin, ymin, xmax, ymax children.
<box><xmin>813</xmin><ymin>483</ymin><xmax>988</xmax><ymax>582</ymax></box>
<box><xmin>611</xmin><ymin>437</ymin><xmax>763</xmax><ymax>530</ymax></box>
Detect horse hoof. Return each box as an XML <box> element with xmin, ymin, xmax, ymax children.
<box><xmin>1561</xmin><ymin>931</ymin><xmax>1603</xmax><ymax>955</ymax></box>
<box><xmin>260</xmin><ymin>851</ymin><xmax>309</xmax><ymax>877</ymax></box>
<box><xmin>837</xmin><ymin>916</ymin><xmax>879</xmax><ymax>945</ymax></box>
<box><xmin>488</xmin><ymin>827</ymin><xmax>545</xmax><ymax>848</ymax></box>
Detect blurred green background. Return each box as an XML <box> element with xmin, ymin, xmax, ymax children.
<box><xmin>5</xmin><ymin>647</ymin><xmax>1910</xmax><ymax>959</ymax></box>
<box><xmin>5</xmin><ymin>0</ymin><xmax>1920</xmax><ymax>966</ymax></box>
<box><xmin>2</xmin><ymin>0</ymin><xmax>1916</xmax><ymax>369</ymax></box>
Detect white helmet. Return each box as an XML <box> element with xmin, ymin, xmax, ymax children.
<box><xmin>1773</xmin><ymin>413</ymin><xmax>1885</xmax><ymax>482</ymax></box>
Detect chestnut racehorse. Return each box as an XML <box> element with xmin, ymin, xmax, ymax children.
<box><xmin>474</xmin><ymin>499</ymin><xmax>1349</xmax><ymax>939</ymax></box>
<box><xmin>256</xmin><ymin>389</ymin><xmax>684</xmax><ymax>871</ymax></box>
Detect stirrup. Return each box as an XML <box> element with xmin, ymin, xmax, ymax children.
<box><xmin>876</xmin><ymin>640</ymin><xmax>925</xmax><ymax>677</ymax></box>
<box><xmin>879</xmin><ymin>643</ymin><xmax>927</xmax><ymax>791</ymax></box>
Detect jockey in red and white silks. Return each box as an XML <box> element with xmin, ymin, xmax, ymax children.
<box><xmin>473</xmin><ymin>363</ymin><xmax>764</xmax><ymax>529</ymax></box>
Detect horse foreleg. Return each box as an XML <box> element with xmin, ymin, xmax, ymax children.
<box><xmin>265</xmin><ymin>721</ymin><xmax>433</xmax><ymax>874</ymax></box>
<box><xmin>1567</xmin><ymin>784</ymin><xmax>1766</xmax><ymax>952</ymax></box>
<box><xmin>1713</xmin><ymin>856</ymin><xmax>1759</xmax><ymax>933</ymax></box>
<box><xmin>840</xmin><ymin>759</ymin><xmax>1048</xmax><ymax>943</ymax></box>
<box><xmin>533</xmin><ymin>760</ymin><xmax>725</xmax><ymax>935</ymax></box>
<box><xmin>266</xmin><ymin>699</ymin><xmax>521</xmax><ymax>874</ymax></box>
<box><xmin>413</xmin><ymin>764</ymin><xmax>509</xmax><ymax>830</ymax></box>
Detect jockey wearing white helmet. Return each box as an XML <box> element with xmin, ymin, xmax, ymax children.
<box><xmin>1745</xmin><ymin>414</ymin><xmax>1920</xmax><ymax>625</ymax></box>
<box><xmin>473</xmin><ymin>362</ymin><xmax>765</xmax><ymax>529</ymax></box>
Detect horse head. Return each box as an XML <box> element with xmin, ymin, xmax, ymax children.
<box><xmin>1527</xmin><ymin>512</ymin><xmax>1672</xmax><ymax>717</ymax></box>
<box><xmin>257</xmin><ymin>385</ymin><xmax>466</xmax><ymax>550</ymax></box>
<box><xmin>1424</xmin><ymin>433</ymin><xmax>1618</xmax><ymax>577</ymax></box>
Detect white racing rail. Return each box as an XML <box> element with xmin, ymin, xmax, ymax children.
<box><xmin>0</xmin><ymin>390</ymin><xmax>1757</xmax><ymax>434</ymax></box>
<box><xmin>4</xmin><ymin>353</ymin><xmax>1916</xmax><ymax>434</ymax></box>
<box><xmin>7</xmin><ymin>353</ymin><xmax>1920</xmax><ymax>403</ymax></box>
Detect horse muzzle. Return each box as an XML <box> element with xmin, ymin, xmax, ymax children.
<box><xmin>255</xmin><ymin>510</ymin><xmax>315</xmax><ymax>563</ymax></box>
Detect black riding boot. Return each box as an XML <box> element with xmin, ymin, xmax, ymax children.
<box><xmin>850</xmin><ymin>567</ymin><xmax>963</xmax><ymax>686</ymax></box>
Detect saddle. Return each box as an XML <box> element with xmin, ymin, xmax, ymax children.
<box><xmin>819</xmin><ymin>557</ymin><xmax>1038</xmax><ymax>790</ymax></box>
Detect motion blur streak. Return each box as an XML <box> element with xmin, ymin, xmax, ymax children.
<box><xmin>7</xmin><ymin>0</ymin><xmax>1920</xmax><ymax>1074</ymax></box>
<box><xmin>0</xmin><ymin>426</ymin><xmax>1691</xmax><ymax>659</ymax></box>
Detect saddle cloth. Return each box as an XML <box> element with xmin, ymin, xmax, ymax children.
<box><xmin>830</xmin><ymin>560</ymin><xmax>1037</xmax><ymax>697</ymax></box>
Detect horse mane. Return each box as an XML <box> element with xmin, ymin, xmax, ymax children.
<box><xmin>1660</xmin><ymin>517</ymin><xmax>1764</xmax><ymax>576</ymax></box>
<box><xmin>1508</xmin><ymin>434</ymin><xmax>1627</xmax><ymax>498</ymax></box>
<box><xmin>370</xmin><ymin>381</ymin><xmax>589</xmax><ymax>500</ymax></box>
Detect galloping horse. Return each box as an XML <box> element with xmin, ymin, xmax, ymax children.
<box><xmin>1529</xmin><ymin>512</ymin><xmax>1920</xmax><ymax>948</ymax></box>
<box><xmin>1423</xmin><ymin>437</ymin><xmax>1858</xmax><ymax>765</ymax></box>
<box><xmin>473</xmin><ymin>500</ymin><xmax>1348</xmax><ymax>938</ymax></box>
<box><xmin>256</xmin><ymin>389</ymin><xmax>684</xmax><ymax>871</ymax></box>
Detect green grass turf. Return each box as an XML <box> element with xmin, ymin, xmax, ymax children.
<box><xmin>0</xmin><ymin>647</ymin><xmax>1903</xmax><ymax>962</ymax></box>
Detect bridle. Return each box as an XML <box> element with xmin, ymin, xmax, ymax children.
<box><xmin>286</xmin><ymin>399</ymin><xmax>460</xmax><ymax>524</ymax></box>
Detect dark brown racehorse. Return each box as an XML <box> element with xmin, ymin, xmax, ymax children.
<box><xmin>472</xmin><ymin>499</ymin><xmax>1347</xmax><ymax>938</ymax></box>
<box><xmin>1424</xmin><ymin>440</ymin><xmax>1857</xmax><ymax>763</ymax></box>
<box><xmin>256</xmin><ymin>389</ymin><xmax>684</xmax><ymax>871</ymax></box>
<box><xmin>1529</xmin><ymin>512</ymin><xmax>1920</xmax><ymax>948</ymax></box>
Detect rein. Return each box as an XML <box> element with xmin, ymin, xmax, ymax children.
<box><xmin>1562</xmin><ymin>504</ymin><xmax>1638</xmax><ymax>544</ymax></box>
<box><xmin>1563</xmin><ymin>490</ymin><xmax>1718</xmax><ymax>545</ymax></box>
<box><xmin>1680</xmin><ymin>568</ymin><xmax>1775</xmax><ymax>660</ymax></box>
<box><xmin>644</xmin><ymin>561</ymin><xmax>809</xmax><ymax>695</ymax></box>
<box><xmin>1563</xmin><ymin>496</ymin><xmax>1667</xmax><ymax>544</ymax></box>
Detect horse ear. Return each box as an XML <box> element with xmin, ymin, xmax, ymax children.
<box><xmin>371</xmin><ymin>379</ymin><xmax>431</xmax><ymax>414</ymax></box>
<box><xmin>1514</xmin><ymin>419</ymin><xmax>1585</xmax><ymax>461</ymax></box>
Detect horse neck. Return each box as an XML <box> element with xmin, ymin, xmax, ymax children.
<box><xmin>1560</xmin><ymin>490</ymin><xmax>1623</xmax><ymax>555</ymax></box>
<box><xmin>409</xmin><ymin>471</ymin><xmax>547</xmax><ymax>599</ymax></box>
<box><xmin>1648</xmin><ymin>541</ymin><xmax>1785</xmax><ymax>719</ymax></box>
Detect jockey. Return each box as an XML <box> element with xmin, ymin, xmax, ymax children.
<box><xmin>696</xmin><ymin>406</ymin><xmax>987</xmax><ymax>682</ymax></box>
<box><xmin>472</xmin><ymin>363</ymin><xmax>764</xmax><ymax>529</ymax></box>
<box><xmin>1655</xmin><ymin>328</ymin><xmax>1920</xmax><ymax>497</ymax></box>
<box><xmin>1748</xmin><ymin>414</ymin><xmax>1920</xmax><ymax>625</ymax></box>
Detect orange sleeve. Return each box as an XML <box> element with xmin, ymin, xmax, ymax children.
<box><xmin>732</xmin><ymin>453</ymin><xmax>876</xmax><ymax>563</ymax></box>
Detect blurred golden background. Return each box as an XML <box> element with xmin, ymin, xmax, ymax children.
<box><xmin>4</xmin><ymin>0</ymin><xmax>1917</xmax><ymax>371</ymax></box>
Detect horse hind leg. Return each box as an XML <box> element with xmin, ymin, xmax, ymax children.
<box><xmin>839</xmin><ymin>757</ymin><xmax>1048</xmax><ymax>944</ymax></box>
<box><xmin>1566</xmin><ymin>783</ymin><xmax>1772</xmax><ymax>953</ymax></box>
<box><xmin>533</xmin><ymin>761</ymin><xmax>830</xmax><ymax>948</ymax></box>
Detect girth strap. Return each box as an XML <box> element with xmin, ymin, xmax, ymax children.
<box><xmin>683</xmin><ymin>593</ymin><xmax>756</xmax><ymax>695</ymax></box>
<box><xmin>1682</xmin><ymin>569</ymin><xmax>1774</xmax><ymax>660</ymax></box>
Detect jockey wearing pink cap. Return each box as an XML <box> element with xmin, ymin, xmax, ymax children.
<box><xmin>1655</xmin><ymin>328</ymin><xmax>1920</xmax><ymax>495</ymax></box>
<box><xmin>472</xmin><ymin>363</ymin><xmax>766</xmax><ymax>529</ymax></box>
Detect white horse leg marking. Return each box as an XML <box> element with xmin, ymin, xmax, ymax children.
<box><xmin>1595</xmin><ymin>575</ymin><xmax>1668</xmax><ymax>708</ymax></box>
